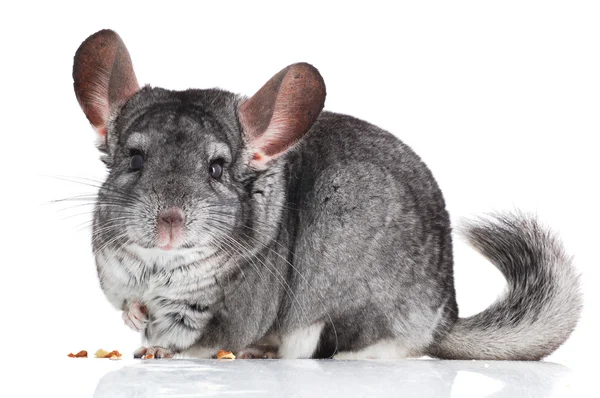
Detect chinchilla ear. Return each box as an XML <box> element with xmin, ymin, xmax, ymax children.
<box><xmin>239</xmin><ymin>63</ymin><xmax>326</xmax><ymax>169</ymax></box>
<box><xmin>73</xmin><ymin>29</ymin><xmax>140</xmax><ymax>137</ymax></box>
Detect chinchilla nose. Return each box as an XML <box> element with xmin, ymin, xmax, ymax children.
<box><xmin>158</xmin><ymin>207</ymin><xmax>185</xmax><ymax>228</ymax></box>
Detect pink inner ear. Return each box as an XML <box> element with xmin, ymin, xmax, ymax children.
<box><xmin>252</xmin><ymin>152</ymin><xmax>264</xmax><ymax>162</ymax></box>
<box><xmin>73</xmin><ymin>29</ymin><xmax>140</xmax><ymax>134</ymax></box>
<box><xmin>239</xmin><ymin>63</ymin><xmax>326</xmax><ymax>164</ymax></box>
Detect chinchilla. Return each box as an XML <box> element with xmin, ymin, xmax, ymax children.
<box><xmin>72</xmin><ymin>29</ymin><xmax>581</xmax><ymax>360</ymax></box>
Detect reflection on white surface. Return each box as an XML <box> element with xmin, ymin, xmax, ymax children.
<box><xmin>92</xmin><ymin>359</ymin><xmax>570</xmax><ymax>398</ymax></box>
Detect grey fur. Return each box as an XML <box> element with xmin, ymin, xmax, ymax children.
<box><xmin>427</xmin><ymin>213</ymin><xmax>582</xmax><ymax>360</ymax></box>
<box><xmin>75</xmin><ymin>32</ymin><xmax>581</xmax><ymax>360</ymax></box>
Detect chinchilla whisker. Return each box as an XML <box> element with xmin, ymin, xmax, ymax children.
<box><xmin>223</xmin><ymin>236</ymin><xmax>268</xmax><ymax>283</ymax></box>
<box><xmin>205</xmin><ymin>209</ymin><xmax>283</xmax><ymax>231</ymax></box>
<box><xmin>92</xmin><ymin>224</ymin><xmax>130</xmax><ymax>245</ymax></box>
<box><xmin>238</xmin><ymin>226</ymin><xmax>339</xmax><ymax>355</ymax></box>
<box><xmin>202</xmin><ymin>213</ymin><xmax>302</xmax><ymax>266</ymax></box>
<box><xmin>209</xmin><ymin>237</ymin><xmax>255</xmax><ymax>302</ymax></box>
<box><xmin>234</xmin><ymin>233</ymin><xmax>322</xmax><ymax>329</ymax></box>
<box><xmin>93</xmin><ymin>229</ymin><xmax>131</xmax><ymax>254</ymax></box>
<box><xmin>48</xmin><ymin>175</ymin><xmax>142</xmax><ymax>204</ymax></box>
<box><xmin>209</xmin><ymin>236</ymin><xmax>283</xmax><ymax>332</ymax></box>
<box><xmin>248</xmin><ymin>199</ymin><xmax>300</xmax><ymax>212</ymax></box>
<box><xmin>48</xmin><ymin>199</ymin><xmax>141</xmax><ymax>219</ymax></box>
<box><xmin>48</xmin><ymin>192</ymin><xmax>138</xmax><ymax>205</ymax></box>
<box><xmin>58</xmin><ymin>212</ymin><xmax>97</xmax><ymax>222</ymax></box>
<box><xmin>113</xmin><ymin>236</ymin><xmax>137</xmax><ymax>259</ymax></box>
<box><xmin>50</xmin><ymin>196</ymin><xmax>138</xmax><ymax>206</ymax></box>
<box><xmin>206</xmin><ymin>215</ymin><xmax>305</xmax><ymax>271</ymax></box>
<box><xmin>204</xmin><ymin>221</ymin><xmax>267</xmax><ymax>282</ymax></box>
<box><xmin>47</xmin><ymin>195</ymin><xmax>99</xmax><ymax>204</ymax></box>
<box><xmin>229</xmin><ymin>232</ymin><xmax>308</xmax><ymax>328</ymax></box>
<box><xmin>77</xmin><ymin>225</ymin><xmax>93</xmax><ymax>233</ymax></box>
<box><xmin>96</xmin><ymin>232</ymin><xmax>136</xmax><ymax>261</ymax></box>
<box><xmin>206</xmin><ymin>219</ymin><xmax>307</xmax><ymax>327</ymax></box>
<box><xmin>197</xmin><ymin>202</ymin><xmax>242</xmax><ymax>210</ymax></box>
<box><xmin>60</xmin><ymin>210</ymin><xmax>135</xmax><ymax>222</ymax></box>
<box><xmin>95</xmin><ymin>235</ymin><xmax>128</xmax><ymax>254</ymax></box>
<box><xmin>202</xmin><ymin>211</ymin><xmax>303</xmax><ymax>268</ymax></box>
<box><xmin>77</xmin><ymin>215</ymin><xmax>134</xmax><ymax>231</ymax></box>
<box><xmin>48</xmin><ymin>175</ymin><xmax>117</xmax><ymax>191</ymax></box>
<box><xmin>49</xmin><ymin>175</ymin><xmax>105</xmax><ymax>183</ymax></box>
<box><xmin>55</xmin><ymin>203</ymin><xmax>135</xmax><ymax>213</ymax></box>
<box><xmin>205</xmin><ymin>221</ymin><xmax>268</xmax><ymax>277</ymax></box>
<box><xmin>45</xmin><ymin>175</ymin><xmax>109</xmax><ymax>191</ymax></box>
<box><xmin>91</xmin><ymin>218</ymin><xmax>136</xmax><ymax>234</ymax></box>
<box><xmin>57</xmin><ymin>209</ymin><xmax>137</xmax><ymax>226</ymax></box>
<box><xmin>196</xmin><ymin>227</ymin><xmax>256</xmax><ymax>299</ymax></box>
<box><xmin>78</xmin><ymin>222</ymin><xmax>97</xmax><ymax>233</ymax></box>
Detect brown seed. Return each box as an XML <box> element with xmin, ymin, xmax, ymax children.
<box><xmin>68</xmin><ymin>350</ymin><xmax>88</xmax><ymax>358</ymax></box>
<box><xmin>217</xmin><ymin>350</ymin><xmax>236</xmax><ymax>360</ymax></box>
<box><xmin>103</xmin><ymin>350</ymin><xmax>123</xmax><ymax>359</ymax></box>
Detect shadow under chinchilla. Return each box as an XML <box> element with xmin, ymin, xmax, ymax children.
<box><xmin>92</xmin><ymin>359</ymin><xmax>570</xmax><ymax>398</ymax></box>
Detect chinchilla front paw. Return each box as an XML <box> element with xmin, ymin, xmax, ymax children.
<box><xmin>122</xmin><ymin>301</ymin><xmax>147</xmax><ymax>332</ymax></box>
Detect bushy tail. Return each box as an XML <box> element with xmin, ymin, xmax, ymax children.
<box><xmin>429</xmin><ymin>212</ymin><xmax>582</xmax><ymax>360</ymax></box>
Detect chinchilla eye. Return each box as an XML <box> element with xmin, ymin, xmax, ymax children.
<box><xmin>209</xmin><ymin>159</ymin><xmax>224</xmax><ymax>179</ymax></box>
<box><xmin>130</xmin><ymin>152</ymin><xmax>144</xmax><ymax>171</ymax></box>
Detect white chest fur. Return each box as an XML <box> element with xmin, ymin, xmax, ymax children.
<box><xmin>95</xmin><ymin>244</ymin><xmax>222</xmax><ymax>310</ymax></box>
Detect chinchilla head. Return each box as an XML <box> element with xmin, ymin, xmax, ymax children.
<box><xmin>72</xmin><ymin>29</ymin><xmax>325</xmax><ymax>267</ymax></box>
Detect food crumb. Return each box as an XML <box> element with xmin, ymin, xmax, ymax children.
<box><xmin>103</xmin><ymin>350</ymin><xmax>123</xmax><ymax>359</ymax></box>
<box><xmin>217</xmin><ymin>350</ymin><xmax>236</xmax><ymax>360</ymax></box>
<box><xmin>93</xmin><ymin>349</ymin><xmax>123</xmax><ymax>359</ymax></box>
<box><xmin>67</xmin><ymin>350</ymin><xmax>88</xmax><ymax>358</ymax></box>
<box><xmin>95</xmin><ymin>349</ymin><xmax>110</xmax><ymax>358</ymax></box>
<box><xmin>142</xmin><ymin>353</ymin><xmax>155</xmax><ymax>360</ymax></box>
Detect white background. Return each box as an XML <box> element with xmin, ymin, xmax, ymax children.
<box><xmin>1</xmin><ymin>0</ymin><xmax>598</xmax><ymax>386</ymax></box>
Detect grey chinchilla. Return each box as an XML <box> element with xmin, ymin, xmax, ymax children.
<box><xmin>71</xmin><ymin>29</ymin><xmax>581</xmax><ymax>360</ymax></box>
